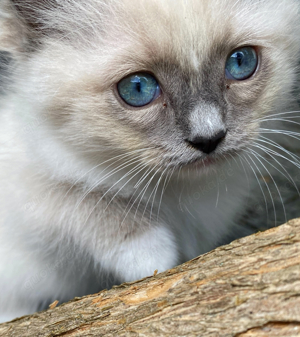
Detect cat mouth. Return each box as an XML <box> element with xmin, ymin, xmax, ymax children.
<box><xmin>180</xmin><ymin>150</ymin><xmax>235</xmax><ymax>171</ymax></box>
<box><xmin>157</xmin><ymin>145</ymin><xmax>232</xmax><ymax>171</ymax></box>
<box><xmin>186</xmin><ymin>155</ymin><xmax>219</xmax><ymax>169</ymax></box>
<box><xmin>167</xmin><ymin>154</ymin><xmax>222</xmax><ymax>171</ymax></box>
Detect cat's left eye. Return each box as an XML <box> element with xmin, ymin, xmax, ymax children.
<box><xmin>225</xmin><ymin>47</ymin><xmax>258</xmax><ymax>81</ymax></box>
<box><xmin>117</xmin><ymin>73</ymin><xmax>161</xmax><ymax>107</ymax></box>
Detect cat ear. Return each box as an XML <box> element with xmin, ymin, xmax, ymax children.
<box><xmin>10</xmin><ymin>0</ymin><xmax>56</xmax><ymax>31</ymax></box>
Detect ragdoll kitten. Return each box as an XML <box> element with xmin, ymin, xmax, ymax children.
<box><xmin>0</xmin><ymin>0</ymin><xmax>299</xmax><ymax>322</ymax></box>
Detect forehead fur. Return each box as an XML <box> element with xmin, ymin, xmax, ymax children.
<box><xmin>33</xmin><ymin>0</ymin><xmax>300</xmax><ymax>69</ymax></box>
<box><xmin>15</xmin><ymin>0</ymin><xmax>297</xmax><ymax>96</ymax></box>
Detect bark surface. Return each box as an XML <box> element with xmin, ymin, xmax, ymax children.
<box><xmin>1</xmin><ymin>218</ymin><xmax>300</xmax><ymax>337</ymax></box>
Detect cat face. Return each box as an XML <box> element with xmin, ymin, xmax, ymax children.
<box><xmin>7</xmin><ymin>0</ymin><xmax>300</xmax><ymax>176</ymax></box>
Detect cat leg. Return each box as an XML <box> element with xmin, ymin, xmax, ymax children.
<box><xmin>0</xmin><ymin>248</ymin><xmax>50</xmax><ymax>322</ymax></box>
<box><xmin>98</xmin><ymin>225</ymin><xmax>179</xmax><ymax>282</ymax></box>
<box><xmin>0</xmin><ymin>237</ymin><xmax>77</xmax><ymax>322</ymax></box>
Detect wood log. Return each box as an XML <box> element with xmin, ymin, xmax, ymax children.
<box><xmin>1</xmin><ymin>218</ymin><xmax>300</xmax><ymax>337</ymax></box>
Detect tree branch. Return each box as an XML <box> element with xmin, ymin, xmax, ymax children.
<box><xmin>1</xmin><ymin>219</ymin><xmax>300</xmax><ymax>337</ymax></box>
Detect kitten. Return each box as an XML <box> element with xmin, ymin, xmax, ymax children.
<box><xmin>0</xmin><ymin>0</ymin><xmax>299</xmax><ymax>322</ymax></box>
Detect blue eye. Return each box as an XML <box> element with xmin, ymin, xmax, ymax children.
<box><xmin>225</xmin><ymin>47</ymin><xmax>258</xmax><ymax>80</ymax></box>
<box><xmin>117</xmin><ymin>73</ymin><xmax>161</xmax><ymax>107</ymax></box>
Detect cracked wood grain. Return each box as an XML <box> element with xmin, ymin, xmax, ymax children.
<box><xmin>1</xmin><ymin>218</ymin><xmax>300</xmax><ymax>337</ymax></box>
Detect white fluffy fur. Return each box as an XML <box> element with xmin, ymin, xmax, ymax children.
<box><xmin>0</xmin><ymin>0</ymin><xmax>299</xmax><ymax>322</ymax></box>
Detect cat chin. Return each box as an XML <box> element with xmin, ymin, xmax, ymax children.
<box><xmin>191</xmin><ymin>156</ymin><xmax>220</xmax><ymax>168</ymax></box>
<box><xmin>176</xmin><ymin>153</ymin><xmax>227</xmax><ymax>173</ymax></box>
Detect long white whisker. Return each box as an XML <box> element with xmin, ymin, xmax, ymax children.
<box><xmin>249</xmin><ymin>142</ymin><xmax>300</xmax><ymax>196</ymax></box>
<box><xmin>103</xmin><ymin>159</ymin><xmax>156</xmax><ymax>212</ymax></box>
<box><xmin>62</xmin><ymin>148</ymin><xmax>151</xmax><ymax>201</ymax></box>
<box><xmin>157</xmin><ymin>165</ymin><xmax>176</xmax><ymax>222</ymax></box>
<box><xmin>121</xmin><ymin>163</ymin><xmax>161</xmax><ymax>227</ymax></box>
<box><xmin>257</xmin><ymin>136</ymin><xmax>300</xmax><ymax>167</ymax></box>
<box><xmin>228</xmin><ymin>152</ymin><xmax>241</xmax><ymax>168</ymax></box>
<box><xmin>258</xmin><ymin>128</ymin><xmax>300</xmax><ymax>142</ymax></box>
<box><xmin>83</xmin><ymin>158</ymin><xmax>154</xmax><ymax>227</ymax></box>
<box><xmin>139</xmin><ymin>165</ymin><xmax>165</xmax><ymax>223</ymax></box>
<box><xmin>236</xmin><ymin>152</ymin><xmax>251</xmax><ymax>191</ymax></box>
<box><xmin>259</xmin><ymin>117</ymin><xmax>300</xmax><ymax>127</ymax></box>
<box><xmin>121</xmin><ymin>165</ymin><xmax>155</xmax><ymax>216</ymax></box>
<box><xmin>252</xmin><ymin>110</ymin><xmax>300</xmax><ymax>122</ymax></box>
<box><xmin>148</xmin><ymin>165</ymin><xmax>170</xmax><ymax>222</ymax></box>
<box><xmin>215</xmin><ymin>174</ymin><xmax>220</xmax><ymax>208</ymax></box>
<box><xmin>241</xmin><ymin>153</ymin><xmax>270</xmax><ymax>220</ymax></box>
<box><xmin>248</xmin><ymin>149</ymin><xmax>286</xmax><ymax>223</ymax></box>
<box><xmin>73</xmin><ymin>155</ymin><xmax>151</xmax><ymax>213</ymax></box>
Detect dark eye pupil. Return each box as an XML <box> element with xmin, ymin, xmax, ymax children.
<box><xmin>136</xmin><ymin>82</ymin><xmax>141</xmax><ymax>93</ymax></box>
<box><xmin>236</xmin><ymin>52</ymin><xmax>244</xmax><ymax>67</ymax></box>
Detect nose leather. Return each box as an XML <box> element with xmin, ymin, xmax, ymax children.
<box><xmin>187</xmin><ymin>130</ymin><xmax>227</xmax><ymax>154</ymax></box>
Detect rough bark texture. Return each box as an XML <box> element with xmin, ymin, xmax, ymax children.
<box><xmin>1</xmin><ymin>219</ymin><xmax>300</xmax><ymax>337</ymax></box>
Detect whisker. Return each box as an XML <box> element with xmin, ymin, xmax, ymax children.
<box><xmin>121</xmin><ymin>163</ymin><xmax>161</xmax><ymax>227</ymax></box>
<box><xmin>257</xmin><ymin>136</ymin><xmax>300</xmax><ymax>167</ymax></box>
<box><xmin>83</xmin><ymin>158</ymin><xmax>155</xmax><ymax>228</ymax></box>
<box><xmin>258</xmin><ymin>128</ymin><xmax>300</xmax><ymax>142</ymax></box>
<box><xmin>228</xmin><ymin>152</ymin><xmax>241</xmax><ymax>168</ymax></box>
<box><xmin>62</xmin><ymin>148</ymin><xmax>151</xmax><ymax>201</ymax></box>
<box><xmin>148</xmin><ymin>165</ymin><xmax>170</xmax><ymax>222</ymax></box>
<box><xmin>139</xmin><ymin>165</ymin><xmax>165</xmax><ymax>223</ymax></box>
<box><xmin>248</xmin><ymin>149</ymin><xmax>286</xmax><ymax>223</ymax></box>
<box><xmin>120</xmin><ymin>166</ymin><xmax>154</xmax><ymax>217</ymax></box>
<box><xmin>73</xmin><ymin>154</ymin><xmax>152</xmax><ymax>213</ymax></box>
<box><xmin>122</xmin><ymin>163</ymin><xmax>161</xmax><ymax>217</ymax></box>
<box><xmin>259</xmin><ymin>117</ymin><xmax>300</xmax><ymax>127</ymax></box>
<box><xmin>249</xmin><ymin>142</ymin><xmax>300</xmax><ymax>196</ymax></box>
<box><xmin>240</xmin><ymin>153</ymin><xmax>270</xmax><ymax>220</ymax></box>
<box><xmin>157</xmin><ymin>165</ymin><xmax>176</xmax><ymax>222</ymax></box>
<box><xmin>236</xmin><ymin>152</ymin><xmax>251</xmax><ymax>191</ymax></box>
<box><xmin>252</xmin><ymin>110</ymin><xmax>300</xmax><ymax>123</ymax></box>
<box><xmin>177</xmin><ymin>166</ymin><xmax>185</xmax><ymax>212</ymax></box>
<box><xmin>103</xmin><ymin>159</ymin><xmax>156</xmax><ymax>212</ymax></box>
<box><xmin>134</xmin><ymin>163</ymin><xmax>159</xmax><ymax>189</ymax></box>
<box><xmin>215</xmin><ymin>174</ymin><xmax>220</xmax><ymax>208</ymax></box>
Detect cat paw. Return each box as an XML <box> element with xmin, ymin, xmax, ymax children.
<box><xmin>104</xmin><ymin>226</ymin><xmax>179</xmax><ymax>282</ymax></box>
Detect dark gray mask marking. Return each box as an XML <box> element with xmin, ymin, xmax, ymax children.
<box><xmin>0</xmin><ymin>51</ymin><xmax>13</xmax><ymax>94</ymax></box>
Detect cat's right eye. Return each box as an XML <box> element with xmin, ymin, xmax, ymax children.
<box><xmin>117</xmin><ymin>73</ymin><xmax>161</xmax><ymax>107</ymax></box>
